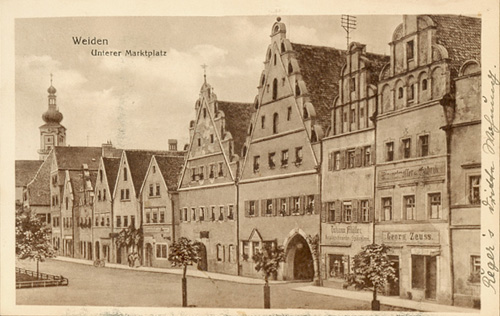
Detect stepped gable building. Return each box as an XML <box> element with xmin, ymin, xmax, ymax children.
<box><xmin>93</xmin><ymin>156</ymin><xmax>121</xmax><ymax>263</ymax></box>
<box><xmin>238</xmin><ymin>18</ymin><xmax>344</xmax><ymax>281</ymax></box>
<box><xmin>141</xmin><ymin>154</ymin><xmax>185</xmax><ymax>268</ymax></box>
<box><xmin>24</xmin><ymin>156</ymin><xmax>53</xmax><ymax>227</ymax></box>
<box><xmin>38</xmin><ymin>78</ymin><xmax>66</xmax><ymax>160</ymax></box>
<box><xmin>320</xmin><ymin>42</ymin><xmax>389</xmax><ymax>282</ymax></box>
<box><xmin>373</xmin><ymin>15</ymin><xmax>480</xmax><ymax>306</ymax></box>
<box><xmin>15</xmin><ymin>160</ymin><xmax>43</xmax><ymax>208</ymax></box>
<box><xmin>177</xmin><ymin>78</ymin><xmax>253</xmax><ymax>275</ymax></box>
<box><xmin>112</xmin><ymin>148</ymin><xmax>185</xmax><ymax>264</ymax></box>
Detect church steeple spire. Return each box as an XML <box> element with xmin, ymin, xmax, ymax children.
<box><xmin>43</xmin><ymin>74</ymin><xmax>63</xmax><ymax>124</ymax></box>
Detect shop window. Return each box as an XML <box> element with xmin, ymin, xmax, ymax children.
<box><xmin>249</xmin><ymin>201</ymin><xmax>256</xmax><ymax>216</ymax></box>
<box><xmin>329</xmin><ymin>254</ymin><xmax>347</xmax><ymax>279</ymax></box>
<box><xmin>281</xmin><ymin>150</ymin><xmax>289</xmax><ymax>166</ymax></box>
<box><xmin>469</xmin><ymin>175</ymin><xmax>481</xmax><ymax>205</ymax></box>
<box><xmin>347</xmin><ymin>150</ymin><xmax>355</xmax><ymax>168</ymax></box>
<box><xmin>156</xmin><ymin>244</ymin><xmax>168</xmax><ymax>259</ymax></box>
<box><xmin>429</xmin><ymin>193</ymin><xmax>441</xmax><ymax>219</ymax></box>
<box><xmin>419</xmin><ymin>135</ymin><xmax>429</xmax><ymax>157</ymax></box>
<box><xmin>382</xmin><ymin>197</ymin><xmax>392</xmax><ymax>221</ymax></box>
<box><xmin>268</xmin><ymin>152</ymin><xmax>276</xmax><ymax>169</ymax></box>
<box><xmin>404</xmin><ymin>195</ymin><xmax>416</xmax><ymax>220</ymax></box>
<box><xmin>253</xmin><ymin>156</ymin><xmax>260</xmax><ymax>173</ymax></box>
<box><xmin>402</xmin><ymin>138</ymin><xmax>411</xmax><ymax>159</ymax></box>
<box><xmin>386</xmin><ymin>142</ymin><xmax>394</xmax><ymax>161</ymax></box>
<box><xmin>266</xmin><ymin>199</ymin><xmax>273</xmax><ymax>215</ymax></box>
<box><xmin>361</xmin><ymin>200</ymin><xmax>369</xmax><ymax>222</ymax></box>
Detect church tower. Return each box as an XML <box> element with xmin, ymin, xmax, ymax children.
<box><xmin>38</xmin><ymin>75</ymin><xmax>66</xmax><ymax>160</ymax></box>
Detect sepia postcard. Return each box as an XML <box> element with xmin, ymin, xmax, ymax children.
<box><xmin>1</xmin><ymin>1</ymin><xmax>499</xmax><ymax>315</ymax></box>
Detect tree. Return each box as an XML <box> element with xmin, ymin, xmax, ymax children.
<box><xmin>115</xmin><ymin>224</ymin><xmax>143</xmax><ymax>267</ymax></box>
<box><xmin>168</xmin><ymin>237</ymin><xmax>200</xmax><ymax>307</ymax></box>
<box><xmin>346</xmin><ymin>243</ymin><xmax>397</xmax><ymax>311</ymax></box>
<box><xmin>306</xmin><ymin>234</ymin><xmax>321</xmax><ymax>286</ymax></box>
<box><xmin>15</xmin><ymin>209</ymin><xmax>55</xmax><ymax>279</ymax></box>
<box><xmin>252</xmin><ymin>243</ymin><xmax>285</xmax><ymax>309</ymax></box>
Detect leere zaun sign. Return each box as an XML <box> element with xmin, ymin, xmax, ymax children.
<box><xmin>382</xmin><ymin>231</ymin><xmax>440</xmax><ymax>244</ymax></box>
<box><xmin>378</xmin><ymin>162</ymin><xmax>445</xmax><ymax>183</ymax></box>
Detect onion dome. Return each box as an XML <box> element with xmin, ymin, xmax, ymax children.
<box><xmin>47</xmin><ymin>85</ymin><xmax>57</xmax><ymax>94</ymax></box>
<box><xmin>42</xmin><ymin>108</ymin><xmax>63</xmax><ymax>124</ymax></box>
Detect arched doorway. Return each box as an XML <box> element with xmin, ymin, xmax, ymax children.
<box><xmin>285</xmin><ymin>234</ymin><xmax>314</xmax><ymax>281</ymax></box>
<box><xmin>197</xmin><ymin>243</ymin><xmax>208</xmax><ymax>271</ymax></box>
<box><xmin>145</xmin><ymin>243</ymin><xmax>153</xmax><ymax>267</ymax></box>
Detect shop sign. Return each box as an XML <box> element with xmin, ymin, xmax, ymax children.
<box><xmin>378</xmin><ymin>162</ymin><xmax>445</xmax><ymax>183</ymax></box>
<box><xmin>382</xmin><ymin>231</ymin><xmax>439</xmax><ymax>244</ymax></box>
<box><xmin>324</xmin><ymin>224</ymin><xmax>371</xmax><ymax>244</ymax></box>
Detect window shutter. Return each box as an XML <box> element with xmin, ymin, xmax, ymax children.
<box><xmin>340</xmin><ymin>150</ymin><xmax>346</xmax><ymax>169</ymax></box>
<box><xmin>328</xmin><ymin>152</ymin><xmax>333</xmax><ymax>171</ymax></box>
<box><xmin>369</xmin><ymin>199</ymin><xmax>374</xmax><ymax>222</ymax></box>
<box><xmin>205</xmin><ymin>207</ymin><xmax>210</xmax><ymax>222</ymax></box>
<box><xmin>288</xmin><ymin>197</ymin><xmax>293</xmax><ymax>215</ymax></box>
<box><xmin>355</xmin><ymin>148</ymin><xmax>362</xmax><ymax>167</ymax></box>
<box><xmin>335</xmin><ymin>200</ymin><xmax>341</xmax><ymax>222</ymax></box>
<box><xmin>299</xmin><ymin>195</ymin><xmax>306</xmax><ymax>215</ymax></box>
<box><xmin>314</xmin><ymin>194</ymin><xmax>321</xmax><ymax>214</ymax></box>
<box><xmin>273</xmin><ymin>198</ymin><xmax>278</xmax><ymax>216</ymax></box>
<box><xmin>340</xmin><ymin>201</ymin><xmax>344</xmax><ymax>222</ymax></box>
<box><xmin>253</xmin><ymin>200</ymin><xmax>259</xmax><ymax>217</ymax></box>
<box><xmin>261</xmin><ymin>199</ymin><xmax>266</xmax><ymax>216</ymax></box>
<box><xmin>321</xmin><ymin>203</ymin><xmax>327</xmax><ymax>222</ymax></box>
<box><xmin>370</xmin><ymin>144</ymin><xmax>376</xmax><ymax>165</ymax></box>
<box><xmin>223</xmin><ymin>206</ymin><xmax>228</xmax><ymax>222</ymax></box>
<box><xmin>352</xmin><ymin>199</ymin><xmax>358</xmax><ymax>222</ymax></box>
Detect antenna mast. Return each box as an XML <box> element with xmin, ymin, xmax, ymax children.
<box><xmin>341</xmin><ymin>15</ymin><xmax>357</xmax><ymax>49</ymax></box>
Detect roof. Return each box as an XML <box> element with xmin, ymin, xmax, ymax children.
<box><xmin>291</xmin><ymin>43</ymin><xmax>345</xmax><ymax>131</ymax></box>
<box><xmin>102</xmin><ymin>157</ymin><xmax>121</xmax><ymax>194</ymax></box>
<box><xmin>54</xmin><ymin>146</ymin><xmax>102</xmax><ymax>170</ymax></box>
<box><xmin>125</xmin><ymin>150</ymin><xmax>186</xmax><ymax>197</ymax></box>
<box><xmin>217</xmin><ymin>101</ymin><xmax>254</xmax><ymax>157</ymax></box>
<box><xmin>429</xmin><ymin>15</ymin><xmax>481</xmax><ymax>79</ymax></box>
<box><xmin>154</xmin><ymin>155</ymin><xmax>186</xmax><ymax>191</ymax></box>
<box><xmin>15</xmin><ymin>160</ymin><xmax>43</xmax><ymax>187</ymax></box>
<box><xmin>68</xmin><ymin>170</ymin><xmax>84</xmax><ymax>199</ymax></box>
<box><xmin>26</xmin><ymin>155</ymin><xmax>53</xmax><ymax>206</ymax></box>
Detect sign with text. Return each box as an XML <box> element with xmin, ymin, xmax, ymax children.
<box><xmin>378</xmin><ymin>162</ymin><xmax>445</xmax><ymax>183</ymax></box>
<box><xmin>323</xmin><ymin>224</ymin><xmax>371</xmax><ymax>244</ymax></box>
<box><xmin>382</xmin><ymin>231</ymin><xmax>440</xmax><ymax>244</ymax></box>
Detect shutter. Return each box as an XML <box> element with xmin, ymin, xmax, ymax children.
<box><xmin>223</xmin><ymin>206</ymin><xmax>228</xmax><ymax>222</ymax></box>
<box><xmin>261</xmin><ymin>199</ymin><xmax>266</xmax><ymax>216</ymax></box>
<box><xmin>254</xmin><ymin>200</ymin><xmax>259</xmax><ymax>217</ymax></box>
<box><xmin>314</xmin><ymin>194</ymin><xmax>321</xmax><ymax>214</ymax></box>
<box><xmin>335</xmin><ymin>200</ymin><xmax>341</xmax><ymax>222</ymax></box>
<box><xmin>340</xmin><ymin>201</ymin><xmax>344</xmax><ymax>222</ymax></box>
<box><xmin>355</xmin><ymin>148</ymin><xmax>361</xmax><ymax>167</ymax></box>
<box><xmin>328</xmin><ymin>152</ymin><xmax>333</xmax><ymax>171</ymax></box>
<box><xmin>369</xmin><ymin>198</ymin><xmax>374</xmax><ymax>222</ymax></box>
<box><xmin>273</xmin><ymin>198</ymin><xmax>278</xmax><ymax>216</ymax></box>
<box><xmin>320</xmin><ymin>202</ymin><xmax>327</xmax><ymax>222</ymax></box>
<box><xmin>370</xmin><ymin>144</ymin><xmax>376</xmax><ymax>165</ymax></box>
<box><xmin>288</xmin><ymin>197</ymin><xmax>293</xmax><ymax>215</ymax></box>
<box><xmin>299</xmin><ymin>195</ymin><xmax>306</xmax><ymax>215</ymax></box>
<box><xmin>352</xmin><ymin>199</ymin><xmax>358</xmax><ymax>222</ymax></box>
<box><xmin>340</xmin><ymin>150</ymin><xmax>346</xmax><ymax>169</ymax></box>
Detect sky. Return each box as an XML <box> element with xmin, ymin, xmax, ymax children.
<box><xmin>15</xmin><ymin>15</ymin><xmax>403</xmax><ymax>160</ymax></box>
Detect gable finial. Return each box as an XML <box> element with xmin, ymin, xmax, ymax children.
<box><xmin>201</xmin><ymin>64</ymin><xmax>208</xmax><ymax>83</ymax></box>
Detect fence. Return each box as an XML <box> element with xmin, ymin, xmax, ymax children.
<box><xmin>16</xmin><ymin>267</ymin><xmax>69</xmax><ymax>289</ymax></box>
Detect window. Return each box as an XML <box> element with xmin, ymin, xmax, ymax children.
<box><xmin>334</xmin><ymin>152</ymin><xmax>341</xmax><ymax>170</ymax></box>
<box><xmin>306</xmin><ymin>195</ymin><xmax>315</xmax><ymax>214</ymax></box>
<box><xmin>274</xmin><ymin>54</ymin><xmax>277</xmax><ymax>65</ymax></box>
<box><xmin>268</xmin><ymin>152</ymin><xmax>276</xmax><ymax>169</ymax></box>
<box><xmin>469</xmin><ymin>176</ymin><xmax>481</xmax><ymax>205</ymax></box>
<box><xmin>343</xmin><ymin>202</ymin><xmax>352</xmax><ymax>222</ymax></box>
<box><xmin>407</xmin><ymin>40</ymin><xmax>414</xmax><ymax>60</ymax></box>
<box><xmin>211</xmin><ymin>206</ymin><xmax>216</xmax><ymax>221</ymax></box>
<box><xmin>328</xmin><ymin>202</ymin><xmax>335</xmax><ymax>222</ymax></box>
<box><xmin>209</xmin><ymin>164</ymin><xmax>215</xmax><ymax>178</ymax></box>
<box><xmin>191</xmin><ymin>208</ymin><xmax>196</xmax><ymax>221</ymax></box>
<box><xmin>152</xmin><ymin>166</ymin><xmax>156</xmax><ymax>173</ymax></box>
<box><xmin>253</xmin><ymin>156</ymin><xmax>260</xmax><ymax>173</ymax></box>
<box><xmin>198</xmin><ymin>138</ymin><xmax>201</xmax><ymax>147</ymax></box>
<box><xmin>219</xmin><ymin>206</ymin><xmax>224</xmax><ymax>221</ymax></box>
<box><xmin>272</xmin><ymin>78</ymin><xmax>278</xmax><ymax>100</ymax></box>
<box><xmin>280</xmin><ymin>198</ymin><xmax>287</xmax><ymax>216</ymax></box>
<box><xmin>364</xmin><ymin>146</ymin><xmax>371</xmax><ymax>166</ymax></box>
<box><xmin>292</xmin><ymin>196</ymin><xmax>300</xmax><ymax>215</ymax></box>
<box><xmin>217</xmin><ymin>244</ymin><xmax>223</xmax><ymax>262</ymax></box>
<box><xmin>419</xmin><ymin>135</ymin><xmax>429</xmax><ymax>157</ymax></box>
<box><xmin>249</xmin><ymin>201</ymin><xmax>256</xmax><ymax>216</ymax></box>
<box><xmin>408</xmin><ymin>84</ymin><xmax>415</xmax><ymax>101</ymax></box>
<box><xmin>116</xmin><ymin>216</ymin><xmax>121</xmax><ymax>228</ymax></box>
<box><xmin>287</xmin><ymin>107</ymin><xmax>292</xmax><ymax>120</ymax></box>
<box><xmin>347</xmin><ymin>150</ymin><xmax>355</xmax><ymax>168</ymax></box>
<box><xmin>191</xmin><ymin>168</ymin><xmax>196</xmax><ymax>181</ymax></box>
<box><xmin>99</xmin><ymin>170</ymin><xmax>103</xmax><ymax>182</ymax></box>
<box><xmin>398</xmin><ymin>87</ymin><xmax>403</xmax><ymax>99</ymax></box>
<box><xmin>203</xmin><ymin>108</ymin><xmax>207</xmax><ymax>118</ymax></box>
<box><xmin>228</xmin><ymin>205</ymin><xmax>234</xmax><ymax>220</ymax></box>
<box><xmin>210</xmin><ymin>134</ymin><xmax>214</xmax><ymax>143</ymax></box>
<box><xmin>266</xmin><ymin>199</ymin><xmax>273</xmax><ymax>215</ymax></box>
<box><xmin>98</xmin><ymin>190</ymin><xmax>102</xmax><ymax>201</ymax></box>
<box><xmin>199</xmin><ymin>166</ymin><xmax>204</xmax><ymax>180</ymax></box>
<box><xmin>411</xmin><ymin>255</ymin><xmax>425</xmax><ymax>288</ymax></box>
<box><xmin>422</xmin><ymin>79</ymin><xmax>428</xmax><ymax>91</ymax></box>
<box><xmin>470</xmin><ymin>255</ymin><xmax>481</xmax><ymax>282</ymax></box>
<box><xmin>156</xmin><ymin>244</ymin><xmax>168</xmax><ymax>259</ymax></box>
<box><xmin>159</xmin><ymin>210</ymin><xmax>165</xmax><ymax>223</ymax></box>
<box><xmin>361</xmin><ymin>200</ymin><xmax>369</xmax><ymax>222</ymax></box>
<box><xmin>125</xmin><ymin>189</ymin><xmax>130</xmax><ymax>200</ymax></box>
<box><xmin>402</xmin><ymin>138</ymin><xmax>411</xmax><ymax>159</ymax></box>
<box><xmin>101</xmin><ymin>216</ymin><xmax>105</xmax><ymax>227</ymax></box>
<box><xmin>146</xmin><ymin>211</ymin><xmax>151</xmax><ymax>223</ymax></box>
<box><xmin>350</xmin><ymin>78</ymin><xmax>356</xmax><ymax>92</ymax></box>
<box><xmin>149</xmin><ymin>184</ymin><xmax>154</xmax><ymax>196</ymax></box>
<box><xmin>65</xmin><ymin>197</ymin><xmax>68</xmax><ymax>210</ymax></box>
<box><xmin>295</xmin><ymin>147</ymin><xmax>303</xmax><ymax>164</ymax></box>
<box><xmin>131</xmin><ymin>215</ymin><xmax>135</xmax><ymax>228</ymax></box>
<box><xmin>281</xmin><ymin>150</ymin><xmax>289</xmax><ymax>166</ymax></box>
<box><xmin>242</xmin><ymin>241</ymin><xmax>249</xmax><ymax>259</ymax></box>
<box><xmin>404</xmin><ymin>195</ymin><xmax>416</xmax><ymax>220</ymax></box>
<box><xmin>261</xmin><ymin>115</ymin><xmax>265</xmax><ymax>129</ymax></box>
<box><xmin>121</xmin><ymin>189</ymin><xmax>124</xmax><ymax>200</ymax></box>
<box><xmin>182</xmin><ymin>208</ymin><xmax>188</xmax><ymax>222</ymax></box>
<box><xmin>382</xmin><ymin>197</ymin><xmax>392</xmax><ymax>221</ymax></box>
<box><xmin>273</xmin><ymin>113</ymin><xmax>279</xmax><ymax>134</ymax></box>
<box><xmin>103</xmin><ymin>189</ymin><xmax>106</xmax><ymax>201</ymax></box>
<box><xmin>252</xmin><ymin>242</ymin><xmax>260</xmax><ymax>256</ymax></box>
<box><xmin>156</xmin><ymin>184</ymin><xmax>160</xmax><ymax>196</ymax></box>
<box><xmin>288</xmin><ymin>62</ymin><xmax>293</xmax><ymax>74</ymax></box>
<box><xmin>199</xmin><ymin>207</ymin><xmax>205</xmax><ymax>221</ymax></box>
<box><xmin>123</xmin><ymin>216</ymin><xmax>128</xmax><ymax>228</ymax></box>
<box><xmin>350</xmin><ymin>109</ymin><xmax>356</xmax><ymax>124</ymax></box>
<box><xmin>124</xmin><ymin>168</ymin><xmax>127</xmax><ymax>181</ymax></box>
<box><xmin>106</xmin><ymin>217</ymin><xmax>110</xmax><ymax>227</ymax></box>
<box><xmin>228</xmin><ymin>245</ymin><xmax>235</xmax><ymax>263</ymax></box>
<box><xmin>386</xmin><ymin>142</ymin><xmax>394</xmax><ymax>161</ymax></box>
<box><xmin>296</xmin><ymin>82</ymin><xmax>302</xmax><ymax>97</ymax></box>
<box><xmin>95</xmin><ymin>217</ymin><xmax>99</xmax><ymax>227</ymax></box>
<box><xmin>218</xmin><ymin>162</ymin><xmax>224</xmax><ymax>177</ymax></box>
<box><xmin>429</xmin><ymin>193</ymin><xmax>441</xmax><ymax>219</ymax></box>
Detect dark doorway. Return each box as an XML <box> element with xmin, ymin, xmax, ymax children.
<box><xmin>95</xmin><ymin>241</ymin><xmax>100</xmax><ymax>260</ymax></box>
<box><xmin>388</xmin><ymin>255</ymin><xmax>400</xmax><ymax>296</ymax></box>
<box><xmin>145</xmin><ymin>243</ymin><xmax>153</xmax><ymax>267</ymax></box>
<box><xmin>197</xmin><ymin>243</ymin><xmax>208</xmax><ymax>271</ymax></box>
<box><xmin>285</xmin><ymin>234</ymin><xmax>314</xmax><ymax>281</ymax></box>
<box><xmin>425</xmin><ymin>256</ymin><xmax>437</xmax><ymax>299</ymax></box>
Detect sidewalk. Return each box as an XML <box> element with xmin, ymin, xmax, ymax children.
<box><xmin>293</xmin><ymin>285</ymin><xmax>480</xmax><ymax>314</ymax></box>
<box><xmin>52</xmin><ymin>256</ymin><xmax>286</xmax><ymax>285</ymax></box>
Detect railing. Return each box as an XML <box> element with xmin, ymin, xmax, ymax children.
<box><xmin>16</xmin><ymin>267</ymin><xmax>69</xmax><ymax>289</ymax></box>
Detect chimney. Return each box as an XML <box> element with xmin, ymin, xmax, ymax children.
<box><xmin>168</xmin><ymin>139</ymin><xmax>178</xmax><ymax>151</ymax></box>
<box><xmin>101</xmin><ymin>140</ymin><xmax>115</xmax><ymax>158</ymax></box>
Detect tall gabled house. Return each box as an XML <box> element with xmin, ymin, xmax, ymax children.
<box><xmin>238</xmin><ymin>18</ymin><xmax>344</xmax><ymax>280</ymax></box>
<box><xmin>177</xmin><ymin>79</ymin><xmax>253</xmax><ymax>275</ymax></box>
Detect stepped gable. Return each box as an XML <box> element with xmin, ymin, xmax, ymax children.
<box><xmin>125</xmin><ymin>149</ymin><xmax>186</xmax><ymax>197</ymax></box>
<box><xmin>290</xmin><ymin>43</ymin><xmax>345</xmax><ymax>132</ymax></box>
<box><xmin>429</xmin><ymin>15</ymin><xmax>481</xmax><ymax>79</ymax></box>
<box><xmin>26</xmin><ymin>155</ymin><xmax>53</xmax><ymax>206</ymax></box>
<box><xmin>54</xmin><ymin>146</ymin><xmax>102</xmax><ymax>170</ymax></box>
<box><xmin>217</xmin><ymin>101</ymin><xmax>254</xmax><ymax>157</ymax></box>
<box><xmin>102</xmin><ymin>157</ymin><xmax>121</xmax><ymax>194</ymax></box>
<box><xmin>154</xmin><ymin>155</ymin><xmax>186</xmax><ymax>191</ymax></box>
<box><xmin>15</xmin><ymin>160</ymin><xmax>43</xmax><ymax>187</ymax></box>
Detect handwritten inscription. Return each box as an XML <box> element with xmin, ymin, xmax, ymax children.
<box><xmin>482</xmin><ymin>69</ymin><xmax>500</xmax><ymax>154</ymax></box>
<box><xmin>483</xmin><ymin>163</ymin><xmax>496</xmax><ymax>215</ymax></box>
<box><xmin>482</xmin><ymin>243</ymin><xmax>497</xmax><ymax>294</ymax></box>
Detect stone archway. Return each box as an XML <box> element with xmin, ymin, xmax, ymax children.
<box><xmin>284</xmin><ymin>234</ymin><xmax>314</xmax><ymax>281</ymax></box>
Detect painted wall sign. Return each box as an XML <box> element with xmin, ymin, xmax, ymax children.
<box><xmin>323</xmin><ymin>224</ymin><xmax>371</xmax><ymax>243</ymax></box>
<box><xmin>378</xmin><ymin>162</ymin><xmax>445</xmax><ymax>183</ymax></box>
<box><xmin>382</xmin><ymin>231</ymin><xmax>440</xmax><ymax>244</ymax></box>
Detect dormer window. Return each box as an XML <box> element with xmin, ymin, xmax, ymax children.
<box><xmin>407</xmin><ymin>40</ymin><xmax>414</xmax><ymax>60</ymax></box>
